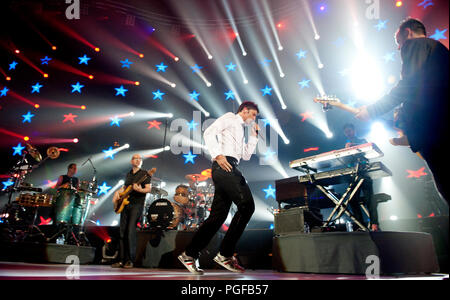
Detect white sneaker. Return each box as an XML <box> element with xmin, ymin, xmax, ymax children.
<box><xmin>178</xmin><ymin>252</ymin><xmax>204</xmax><ymax>275</ymax></box>
<box><xmin>213</xmin><ymin>253</ymin><xmax>245</xmax><ymax>273</ymax></box>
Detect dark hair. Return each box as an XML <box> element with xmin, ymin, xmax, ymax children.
<box><xmin>68</xmin><ymin>163</ymin><xmax>77</xmax><ymax>170</ymax></box>
<box><xmin>238</xmin><ymin>101</ymin><xmax>259</xmax><ymax>114</ymax></box>
<box><xmin>343</xmin><ymin>123</ymin><xmax>355</xmax><ymax>130</ymax></box>
<box><xmin>399</xmin><ymin>18</ymin><xmax>427</xmax><ymax>36</ymax></box>
<box><xmin>176</xmin><ymin>184</ymin><xmax>189</xmax><ymax>190</ymax></box>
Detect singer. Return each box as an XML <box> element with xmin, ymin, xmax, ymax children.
<box><xmin>178</xmin><ymin>101</ymin><xmax>260</xmax><ymax>275</ymax></box>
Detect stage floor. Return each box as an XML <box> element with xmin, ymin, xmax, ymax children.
<box><xmin>0</xmin><ymin>262</ymin><xmax>447</xmax><ymax>280</ymax></box>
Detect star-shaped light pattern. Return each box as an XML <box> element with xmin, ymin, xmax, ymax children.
<box><xmin>152</xmin><ymin>89</ymin><xmax>165</xmax><ymax>101</ymax></box>
<box><xmin>78</xmin><ymin>54</ymin><xmax>91</xmax><ymax>65</ymax></box>
<box><xmin>298</xmin><ymin>79</ymin><xmax>311</xmax><ymax>89</ymax></box>
<box><xmin>2</xmin><ymin>179</ymin><xmax>14</xmax><ymax>191</ymax></box>
<box><xmin>110</xmin><ymin>116</ymin><xmax>123</xmax><ymax>127</ymax></box>
<box><xmin>261</xmin><ymin>86</ymin><xmax>273</xmax><ymax>96</ymax></box>
<box><xmin>189</xmin><ymin>90</ymin><xmax>200</xmax><ymax>101</ymax></box>
<box><xmin>31</xmin><ymin>83</ymin><xmax>43</xmax><ymax>94</ymax></box>
<box><xmin>261</xmin><ymin>119</ymin><xmax>271</xmax><ymax>127</ymax></box>
<box><xmin>120</xmin><ymin>59</ymin><xmax>133</xmax><ymax>69</ymax></box>
<box><xmin>263</xmin><ymin>150</ymin><xmax>277</xmax><ymax>161</ymax></box>
<box><xmin>225</xmin><ymin>62</ymin><xmax>237</xmax><ymax>72</ymax></box>
<box><xmin>374</xmin><ymin>20</ymin><xmax>388</xmax><ymax>31</ymax></box>
<box><xmin>260</xmin><ymin>58</ymin><xmax>272</xmax><ymax>66</ymax></box>
<box><xmin>300</xmin><ymin>111</ymin><xmax>314</xmax><ymax>122</ymax></box>
<box><xmin>39</xmin><ymin>216</ymin><xmax>52</xmax><ymax>225</ymax></box>
<box><xmin>430</xmin><ymin>29</ymin><xmax>448</xmax><ymax>41</ymax></box>
<box><xmin>0</xmin><ymin>87</ymin><xmax>9</xmax><ymax>97</ymax></box>
<box><xmin>12</xmin><ymin>143</ymin><xmax>25</xmax><ymax>156</ymax></box>
<box><xmin>224</xmin><ymin>90</ymin><xmax>235</xmax><ymax>101</ymax></box>
<box><xmin>190</xmin><ymin>64</ymin><xmax>203</xmax><ymax>73</ymax></box>
<box><xmin>418</xmin><ymin>0</ymin><xmax>434</xmax><ymax>9</ymax></box>
<box><xmin>63</xmin><ymin>113</ymin><xmax>78</xmax><ymax>123</ymax></box>
<box><xmin>383</xmin><ymin>52</ymin><xmax>396</xmax><ymax>63</ymax></box>
<box><xmin>115</xmin><ymin>85</ymin><xmax>128</xmax><ymax>97</ymax></box>
<box><xmin>97</xmin><ymin>182</ymin><xmax>112</xmax><ymax>195</ymax></box>
<box><xmin>263</xmin><ymin>185</ymin><xmax>276</xmax><ymax>199</ymax></box>
<box><xmin>40</xmin><ymin>56</ymin><xmax>52</xmax><ymax>65</ymax></box>
<box><xmin>147</xmin><ymin>120</ymin><xmax>162</xmax><ymax>130</ymax></box>
<box><xmin>407</xmin><ymin>167</ymin><xmax>428</xmax><ymax>178</ymax></box>
<box><xmin>296</xmin><ymin>50</ymin><xmax>307</xmax><ymax>60</ymax></box>
<box><xmin>103</xmin><ymin>147</ymin><xmax>116</xmax><ymax>160</ymax></box>
<box><xmin>187</xmin><ymin>120</ymin><xmax>199</xmax><ymax>131</ymax></box>
<box><xmin>156</xmin><ymin>62</ymin><xmax>168</xmax><ymax>72</ymax></box>
<box><xmin>9</xmin><ymin>61</ymin><xmax>18</xmax><ymax>70</ymax></box>
<box><xmin>71</xmin><ymin>82</ymin><xmax>84</xmax><ymax>93</ymax></box>
<box><xmin>183</xmin><ymin>151</ymin><xmax>197</xmax><ymax>164</ymax></box>
<box><xmin>22</xmin><ymin>111</ymin><xmax>35</xmax><ymax>123</ymax></box>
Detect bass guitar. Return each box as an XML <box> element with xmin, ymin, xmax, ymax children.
<box><xmin>114</xmin><ymin>168</ymin><xmax>156</xmax><ymax>214</ymax></box>
<box><xmin>313</xmin><ymin>96</ymin><xmax>423</xmax><ymax>159</ymax></box>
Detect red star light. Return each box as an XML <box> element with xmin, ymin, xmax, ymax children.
<box><xmin>63</xmin><ymin>113</ymin><xmax>78</xmax><ymax>123</ymax></box>
<box><xmin>147</xmin><ymin>120</ymin><xmax>162</xmax><ymax>130</ymax></box>
<box><xmin>300</xmin><ymin>111</ymin><xmax>314</xmax><ymax>122</ymax></box>
<box><xmin>39</xmin><ymin>216</ymin><xmax>52</xmax><ymax>225</ymax></box>
<box><xmin>407</xmin><ymin>167</ymin><xmax>427</xmax><ymax>178</ymax></box>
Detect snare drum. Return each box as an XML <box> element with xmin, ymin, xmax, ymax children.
<box><xmin>147</xmin><ymin>199</ymin><xmax>184</xmax><ymax>230</ymax></box>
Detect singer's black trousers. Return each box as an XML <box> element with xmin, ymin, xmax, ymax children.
<box><xmin>185</xmin><ymin>157</ymin><xmax>255</xmax><ymax>258</ymax></box>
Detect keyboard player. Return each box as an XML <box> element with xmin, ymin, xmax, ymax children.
<box><xmin>343</xmin><ymin>123</ymin><xmax>379</xmax><ymax>232</ymax></box>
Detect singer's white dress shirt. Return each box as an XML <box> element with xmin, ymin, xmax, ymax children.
<box><xmin>204</xmin><ymin>113</ymin><xmax>258</xmax><ymax>163</ymax></box>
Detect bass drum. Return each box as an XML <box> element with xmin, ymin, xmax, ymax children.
<box><xmin>147</xmin><ymin>199</ymin><xmax>183</xmax><ymax>230</ymax></box>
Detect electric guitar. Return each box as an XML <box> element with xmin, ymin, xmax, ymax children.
<box><xmin>313</xmin><ymin>96</ymin><xmax>423</xmax><ymax>159</ymax></box>
<box><xmin>114</xmin><ymin>168</ymin><xmax>156</xmax><ymax>214</ymax></box>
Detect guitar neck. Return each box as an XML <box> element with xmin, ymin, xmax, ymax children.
<box><xmin>333</xmin><ymin>102</ymin><xmax>359</xmax><ymax>115</ymax></box>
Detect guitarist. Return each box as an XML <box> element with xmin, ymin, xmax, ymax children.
<box><xmin>112</xmin><ymin>154</ymin><xmax>151</xmax><ymax>268</ymax></box>
<box><xmin>355</xmin><ymin>18</ymin><xmax>449</xmax><ymax>204</ymax></box>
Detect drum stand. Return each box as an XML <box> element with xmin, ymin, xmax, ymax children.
<box><xmin>22</xmin><ymin>205</ymin><xmax>46</xmax><ymax>242</ymax></box>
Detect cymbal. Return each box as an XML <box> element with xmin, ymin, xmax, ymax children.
<box><xmin>201</xmin><ymin>169</ymin><xmax>212</xmax><ymax>178</ymax></box>
<box><xmin>185</xmin><ymin>174</ymin><xmax>208</xmax><ymax>182</ymax></box>
<box><xmin>26</xmin><ymin>143</ymin><xmax>42</xmax><ymax>162</ymax></box>
<box><xmin>151</xmin><ymin>186</ymin><xmax>168</xmax><ymax>196</ymax></box>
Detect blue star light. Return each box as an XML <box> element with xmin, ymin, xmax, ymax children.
<box><xmin>296</xmin><ymin>50</ymin><xmax>307</xmax><ymax>60</ymax></box>
<box><xmin>189</xmin><ymin>90</ymin><xmax>200</xmax><ymax>101</ymax></box>
<box><xmin>71</xmin><ymin>82</ymin><xmax>84</xmax><ymax>93</ymax></box>
<box><xmin>187</xmin><ymin>120</ymin><xmax>199</xmax><ymax>131</ymax></box>
<box><xmin>41</xmin><ymin>56</ymin><xmax>52</xmax><ymax>65</ymax></box>
<box><xmin>261</xmin><ymin>119</ymin><xmax>271</xmax><ymax>127</ymax></box>
<box><xmin>120</xmin><ymin>59</ymin><xmax>133</xmax><ymax>69</ymax></box>
<box><xmin>298</xmin><ymin>79</ymin><xmax>311</xmax><ymax>89</ymax></box>
<box><xmin>225</xmin><ymin>62</ymin><xmax>237</xmax><ymax>72</ymax></box>
<box><xmin>375</xmin><ymin>20</ymin><xmax>388</xmax><ymax>31</ymax></box>
<box><xmin>263</xmin><ymin>185</ymin><xmax>276</xmax><ymax>199</ymax></box>
<box><xmin>22</xmin><ymin>111</ymin><xmax>35</xmax><ymax>123</ymax></box>
<box><xmin>430</xmin><ymin>29</ymin><xmax>448</xmax><ymax>41</ymax></box>
<box><xmin>152</xmin><ymin>89</ymin><xmax>165</xmax><ymax>101</ymax></box>
<box><xmin>78</xmin><ymin>54</ymin><xmax>91</xmax><ymax>65</ymax></box>
<box><xmin>156</xmin><ymin>62</ymin><xmax>168</xmax><ymax>72</ymax></box>
<box><xmin>0</xmin><ymin>87</ymin><xmax>9</xmax><ymax>97</ymax></box>
<box><xmin>110</xmin><ymin>116</ymin><xmax>123</xmax><ymax>127</ymax></box>
<box><xmin>264</xmin><ymin>150</ymin><xmax>277</xmax><ymax>161</ymax></box>
<box><xmin>383</xmin><ymin>52</ymin><xmax>396</xmax><ymax>63</ymax></box>
<box><xmin>103</xmin><ymin>147</ymin><xmax>116</xmax><ymax>160</ymax></box>
<box><xmin>190</xmin><ymin>64</ymin><xmax>203</xmax><ymax>73</ymax></box>
<box><xmin>183</xmin><ymin>151</ymin><xmax>198</xmax><ymax>164</ymax></box>
<box><xmin>97</xmin><ymin>182</ymin><xmax>111</xmax><ymax>196</ymax></box>
<box><xmin>260</xmin><ymin>58</ymin><xmax>272</xmax><ymax>66</ymax></box>
<box><xmin>224</xmin><ymin>90</ymin><xmax>235</xmax><ymax>101</ymax></box>
<box><xmin>261</xmin><ymin>85</ymin><xmax>273</xmax><ymax>96</ymax></box>
<box><xmin>12</xmin><ymin>143</ymin><xmax>25</xmax><ymax>156</ymax></box>
<box><xmin>9</xmin><ymin>61</ymin><xmax>18</xmax><ymax>70</ymax></box>
<box><xmin>31</xmin><ymin>83</ymin><xmax>43</xmax><ymax>94</ymax></box>
<box><xmin>2</xmin><ymin>180</ymin><xmax>14</xmax><ymax>191</ymax></box>
<box><xmin>418</xmin><ymin>0</ymin><xmax>434</xmax><ymax>9</ymax></box>
<box><xmin>115</xmin><ymin>85</ymin><xmax>128</xmax><ymax>97</ymax></box>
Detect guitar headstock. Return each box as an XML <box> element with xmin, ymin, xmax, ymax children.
<box><xmin>313</xmin><ymin>95</ymin><xmax>341</xmax><ymax>112</ymax></box>
<box><xmin>148</xmin><ymin>168</ymin><xmax>157</xmax><ymax>176</ymax></box>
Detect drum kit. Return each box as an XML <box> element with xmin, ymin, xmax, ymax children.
<box><xmin>143</xmin><ymin>170</ymin><xmax>214</xmax><ymax>231</ymax></box>
<box><xmin>0</xmin><ymin>143</ymin><xmax>98</xmax><ymax>245</ymax></box>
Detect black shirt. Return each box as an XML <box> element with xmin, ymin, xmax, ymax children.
<box><xmin>124</xmin><ymin>169</ymin><xmax>151</xmax><ymax>206</ymax></box>
<box><xmin>367</xmin><ymin>37</ymin><xmax>449</xmax><ymax>153</ymax></box>
<box><xmin>60</xmin><ymin>175</ymin><xmax>79</xmax><ymax>189</ymax></box>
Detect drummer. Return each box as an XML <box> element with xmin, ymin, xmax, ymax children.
<box><xmin>54</xmin><ymin>163</ymin><xmax>82</xmax><ymax>226</ymax></box>
<box><xmin>55</xmin><ymin>163</ymin><xmax>79</xmax><ymax>191</ymax></box>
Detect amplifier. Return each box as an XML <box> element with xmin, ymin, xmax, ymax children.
<box><xmin>274</xmin><ymin>206</ymin><xmax>323</xmax><ymax>235</ymax></box>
